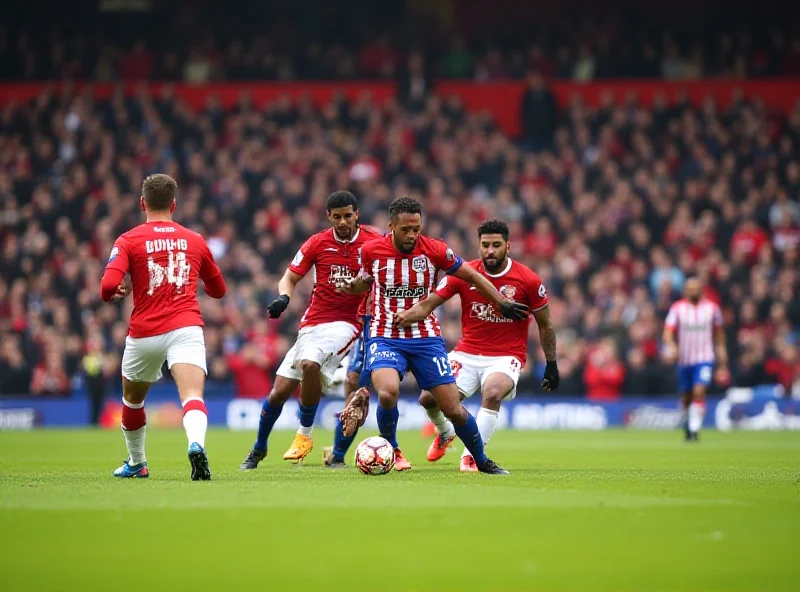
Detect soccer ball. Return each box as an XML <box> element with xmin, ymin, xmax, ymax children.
<box><xmin>354</xmin><ymin>436</ymin><xmax>395</xmax><ymax>475</ymax></box>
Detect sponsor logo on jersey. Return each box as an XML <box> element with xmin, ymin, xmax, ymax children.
<box><xmin>470</xmin><ymin>302</ymin><xmax>514</xmax><ymax>323</ymax></box>
<box><xmin>385</xmin><ymin>286</ymin><xmax>427</xmax><ymax>298</ymax></box>
<box><xmin>500</xmin><ymin>285</ymin><xmax>517</xmax><ymax>299</ymax></box>
<box><xmin>153</xmin><ymin>226</ymin><xmax>176</xmax><ymax>233</ymax></box>
<box><xmin>328</xmin><ymin>264</ymin><xmax>356</xmax><ymax>284</ymax></box>
<box><xmin>411</xmin><ymin>256</ymin><xmax>428</xmax><ymax>273</ymax></box>
<box><xmin>108</xmin><ymin>246</ymin><xmax>119</xmax><ymax>263</ymax></box>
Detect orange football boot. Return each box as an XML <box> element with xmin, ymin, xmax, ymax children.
<box><xmin>426</xmin><ymin>433</ymin><xmax>455</xmax><ymax>462</ymax></box>
<box><xmin>459</xmin><ymin>455</ymin><xmax>479</xmax><ymax>473</ymax></box>
<box><xmin>283</xmin><ymin>433</ymin><xmax>313</xmax><ymax>462</ymax></box>
<box><xmin>393</xmin><ymin>448</ymin><xmax>412</xmax><ymax>471</ymax></box>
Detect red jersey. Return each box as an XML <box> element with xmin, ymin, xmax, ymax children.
<box><xmin>289</xmin><ymin>226</ymin><xmax>382</xmax><ymax>330</ymax></box>
<box><xmin>434</xmin><ymin>258</ymin><xmax>548</xmax><ymax>366</ymax></box>
<box><xmin>361</xmin><ymin>234</ymin><xmax>463</xmax><ymax>339</ymax></box>
<box><xmin>105</xmin><ymin>221</ymin><xmax>222</xmax><ymax>338</ymax></box>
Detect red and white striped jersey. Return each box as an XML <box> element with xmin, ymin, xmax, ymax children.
<box><xmin>361</xmin><ymin>234</ymin><xmax>463</xmax><ymax>339</ymax></box>
<box><xmin>664</xmin><ymin>298</ymin><xmax>722</xmax><ymax>365</ymax></box>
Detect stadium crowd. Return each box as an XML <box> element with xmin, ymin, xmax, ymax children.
<box><xmin>2</xmin><ymin>16</ymin><xmax>800</xmax><ymax>83</ymax></box>
<box><xmin>0</xmin><ymin>78</ymin><xmax>799</xmax><ymax>399</ymax></box>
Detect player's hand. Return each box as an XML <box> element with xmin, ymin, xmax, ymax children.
<box><xmin>498</xmin><ymin>300</ymin><xmax>529</xmax><ymax>321</ymax></box>
<box><xmin>267</xmin><ymin>294</ymin><xmax>290</xmax><ymax>318</ymax></box>
<box><xmin>339</xmin><ymin>387</ymin><xmax>370</xmax><ymax>437</ymax></box>
<box><xmin>542</xmin><ymin>361</ymin><xmax>560</xmax><ymax>391</ymax></box>
<box><xmin>109</xmin><ymin>283</ymin><xmax>129</xmax><ymax>303</ymax></box>
<box><xmin>396</xmin><ymin>307</ymin><xmax>425</xmax><ymax>327</ymax></box>
<box><xmin>716</xmin><ymin>348</ymin><xmax>728</xmax><ymax>367</ymax></box>
<box><xmin>335</xmin><ymin>277</ymin><xmax>357</xmax><ymax>294</ymax></box>
<box><xmin>663</xmin><ymin>344</ymin><xmax>678</xmax><ymax>364</ymax></box>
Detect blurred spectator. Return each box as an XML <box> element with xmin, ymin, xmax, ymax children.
<box><xmin>520</xmin><ymin>72</ymin><xmax>557</xmax><ymax>152</ymax></box>
<box><xmin>583</xmin><ymin>340</ymin><xmax>626</xmax><ymax>401</ymax></box>
<box><xmin>82</xmin><ymin>339</ymin><xmax>108</xmax><ymax>425</ymax></box>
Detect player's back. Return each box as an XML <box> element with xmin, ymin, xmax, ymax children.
<box><xmin>115</xmin><ymin>221</ymin><xmax>214</xmax><ymax>338</ymax></box>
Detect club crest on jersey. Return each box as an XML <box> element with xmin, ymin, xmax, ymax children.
<box><xmin>108</xmin><ymin>246</ymin><xmax>119</xmax><ymax>263</ymax></box>
<box><xmin>412</xmin><ymin>256</ymin><xmax>428</xmax><ymax>273</ymax></box>
<box><xmin>499</xmin><ymin>285</ymin><xmax>517</xmax><ymax>299</ymax></box>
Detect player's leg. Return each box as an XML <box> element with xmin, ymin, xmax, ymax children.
<box><xmin>170</xmin><ymin>363</ymin><xmax>212</xmax><ymax>480</ymax></box>
<box><xmin>676</xmin><ymin>364</ymin><xmax>693</xmax><ymax>440</ymax></box>
<box><xmin>687</xmin><ymin>364</ymin><xmax>712</xmax><ymax>441</ymax></box>
<box><xmin>325</xmin><ymin>370</ymin><xmax>363</xmax><ymax>468</ymax></box>
<box><xmin>285</xmin><ymin>323</ymin><xmax>358</xmax><ymax>462</ymax></box>
<box><xmin>240</xmin><ymin>375</ymin><xmax>299</xmax><ymax>469</ymax></box>
<box><xmin>411</xmin><ymin>339</ymin><xmax>508</xmax><ymax>474</ymax></box>
<box><xmin>114</xmin><ymin>377</ymin><xmax>152</xmax><ymax>478</ymax></box>
<box><xmin>420</xmin><ymin>389</ymin><xmax>456</xmax><ymax>456</ymax></box>
<box><xmin>372</xmin><ymin>366</ymin><xmax>410</xmax><ymax>470</ymax></box>
<box><xmin>459</xmin><ymin>371</ymin><xmax>515</xmax><ymax>472</ymax></box>
<box><xmin>165</xmin><ymin>327</ymin><xmax>213</xmax><ymax>480</ymax></box>
<box><xmin>114</xmin><ymin>334</ymin><xmax>164</xmax><ymax>478</ymax></box>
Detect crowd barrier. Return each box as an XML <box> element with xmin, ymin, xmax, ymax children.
<box><xmin>1</xmin><ymin>387</ymin><xmax>796</xmax><ymax>431</ymax></box>
<box><xmin>1</xmin><ymin>79</ymin><xmax>799</xmax><ymax>137</ymax></box>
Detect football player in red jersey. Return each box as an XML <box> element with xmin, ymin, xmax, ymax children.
<box><xmin>400</xmin><ymin>219</ymin><xmax>560</xmax><ymax>472</ymax></box>
<box><xmin>339</xmin><ymin>198</ymin><xmax>528</xmax><ymax>474</ymax></box>
<box><xmin>239</xmin><ymin>191</ymin><xmax>382</xmax><ymax>470</ymax></box>
<box><xmin>101</xmin><ymin>174</ymin><xmax>227</xmax><ymax>480</ymax></box>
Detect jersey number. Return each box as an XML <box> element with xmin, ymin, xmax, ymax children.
<box><xmin>147</xmin><ymin>251</ymin><xmax>191</xmax><ymax>296</ymax></box>
<box><xmin>432</xmin><ymin>356</ymin><xmax>451</xmax><ymax>377</ymax></box>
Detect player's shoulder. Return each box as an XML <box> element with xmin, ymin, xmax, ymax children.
<box><xmin>358</xmin><ymin>225</ymin><xmax>384</xmax><ymax>241</ymax></box>
<box><xmin>418</xmin><ymin>235</ymin><xmax>447</xmax><ymax>250</ymax></box>
<box><xmin>510</xmin><ymin>259</ymin><xmax>541</xmax><ymax>282</ymax></box>
<box><xmin>362</xmin><ymin>232</ymin><xmax>390</xmax><ymax>254</ymax></box>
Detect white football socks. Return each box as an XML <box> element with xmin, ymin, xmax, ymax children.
<box><xmin>688</xmin><ymin>401</ymin><xmax>705</xmax><ymax>433</ymax></box>
<box><xmin>426</xmin><ymin>407</ymin><xmax>455</xmax><ymax>440</ymax></box>
<box><xmin>123</xmin><ymin>426</ymin><xmax>147</xmax><ymax>465</ymax></box>
<box><xmin>463</xmin><ymin>407</ymin><xmax>498</xmax><ymax>458</ymax></box>
<box><xmin>182</xmin><ymin>398</ymin><xmax>208</xmax><ymax>448</ymax></box>
<box><xmin>297</xmin><ymin>425</ymin><xmax>313</xmax><ymax>437</ymax></box>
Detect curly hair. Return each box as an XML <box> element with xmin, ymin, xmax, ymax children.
<box><xmin>388</xmin><ymin>196</ymin><xmax>423</xmax><ymax>220</ymax></box>
<box><xmin>477</xmin><ymin>219</ymin><xmax>509</xmax><ymax>241</ymax></box>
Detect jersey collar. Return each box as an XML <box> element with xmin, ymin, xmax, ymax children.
<box><xmin>333</xmin><ymin>227</ymin><xmax>361</xmax><ymax>244</ymax></box>
<box><xmin>484</xmin><ymin>257</ymin><xmax>513</xmax><ymax>278</ymax></box>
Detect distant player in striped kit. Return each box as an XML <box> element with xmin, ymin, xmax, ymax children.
<box><xmin>663</xmin><ymin>278</ymin><xmax>728</xmax><ymax>441</ymax></box>
<box><xmin>338</xmin><ymin>197</ymin><xmax>529</xmax><ymax>474</ymax></box>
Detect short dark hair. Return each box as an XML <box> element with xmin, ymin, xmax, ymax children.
<box><xmin>142</xmin><ymin>174</ymin><xmax>178</xmax><ymax>210</ymax></box>
<box><xmin>389</xmin><ymin>196</ymin><xmax>422</xmax><ymax>220</ymax></box>
<box><xmin>477</xmin><ymin>219</ymin><xmax>509</xmax><ymax>241</ymax></box>
<box><xmin>326</xmin><ymin>190</ymin><xmax>358</xmax><ymax>212</ymax></box>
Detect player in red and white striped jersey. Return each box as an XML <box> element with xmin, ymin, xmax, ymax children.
<box><xmin>339</xmin><ymin>197</ymin><xmax>528</xmax><ymax>474</ymax></box>
<box><xmin>663</xmin><ymin>278</ymin><xmax>728</xmax><ymax>441</ymax></box>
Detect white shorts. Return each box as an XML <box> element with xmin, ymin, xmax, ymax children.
<box><xmin>448</xmin><ymin>351</ymin><xmax>522</xmax><ymax>401</ymax></box>
<box><xmin>121</xmin><ymin>326</ymin><xmax>207</xmax><ymax>383</ymax></box>
<box><xmin>276</xmin><ymin>321</ymin><xmax>359</xmax><ymax>389</ymax></box>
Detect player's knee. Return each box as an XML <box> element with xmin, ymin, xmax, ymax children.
<box><xmin>692</xmin><ymin>386</ymin><xmax>707</xmax><ymax>401</ymax></box>
<box><xmin>418</xmin><ymin>390</ymin><xmax>437</xmax><ymax>409</ymax></box>
<box><xmin>481</xmin><ymin>388</ymin><xmax>506</xmax><ymax>409</ymax></box>
<box><xmin>376</xmin><ymin>388</ymin><xmax>398</xmax><ymax>409</ymax></box>
<box><xmin>440</xmin><ymin>401</ymin><xmax>467</xmax><ymax>424</ymax></box>
<box><xmin>299</xmin><ymin>360</ymin><xmax>321</xmax><ymax>377</ymax></box>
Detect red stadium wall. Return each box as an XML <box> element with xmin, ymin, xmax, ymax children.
<box><xmin>1</xmin><ymin>79</ymin><xmax>798</xmax><ymax>137</ymax></box>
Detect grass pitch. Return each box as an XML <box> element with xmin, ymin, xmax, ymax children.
<box><xmin>1</xmin><ymin>428</ymin><xmax>798</xmax><ymax>591</ymax></box>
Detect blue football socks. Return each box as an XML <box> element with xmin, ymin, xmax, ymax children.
<box><xmin>253</xmin><ymin>399</ymin><xmax>284</xmax><ymax>452</ymax></box>
<box><xmin>453</xmin><ymin>411</ymin><xmax>487</xmax><ymax>466</ymax></box>
<box><xmin>376</xmin><ymin>404</ymin><xmax>399</xmax><ymax>449</ymax></box>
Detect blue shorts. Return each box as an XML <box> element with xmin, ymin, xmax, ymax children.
<box><xmin>366</xmin><ymin>336</ymin><xmax>455</xmax><ymax>390</ymax></box>
<box><xmin>677</xmin><ymin>363</ymin><xmax>713</xmax><ymax>394</ymax></box>
<box><xmin>347</xmin><ymin>316</ymin><xmax>371</xmax><ymax>388</ymax></box>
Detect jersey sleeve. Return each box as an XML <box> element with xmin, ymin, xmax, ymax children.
<box><xmin>288</xmin><ymin>235</ymin><xmax>317</xmax><ymax>277</ymax></box>
<box><xmin>429</xmin><ymin>239</ymin><xmax>463</xmax><ymax>275</ymax></box>
<box><xmin>434</xmin><ymin>273</ymin><xmax>466</xmax><ymax>301</ymax></box>
<box><xmin>664</xmin><ymin>304</ymin><xmax>678</xmax><ymax>330</ymax></box>
<box><xmin>199</xmin><ymin>241</ymin><xmax>222</xmax><ymax>281</ymax></box>
<box><xmin>105</xmin><ymin>236</ymin><xmax>130</xmax><ymax>274</ymax></box>
<box><xmin>359</xmin><ymin>241</ymin><xmax>376</xmax><ymax>279</ymax></box>
<box><xmin>527</xmin><ymin>270</ymin><xmax>549</xmax><ymax>311</ymax></box>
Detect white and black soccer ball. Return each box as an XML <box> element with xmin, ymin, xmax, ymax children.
<box><xmin>354</xmin><ymin>436</ymin><xmax>395</xmax><ymax>475</ymax></box>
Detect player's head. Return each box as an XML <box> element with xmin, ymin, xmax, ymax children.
<box><xmin>388</xmin><ymin>196</ymin><xmax>423</xmax><ymax>254</ymax></box>
<box><xmin>326</xmin><ymin>190</ymin><xmax>359</xmax><ymax>240</ymax></box>
<box><xmin>477</xmin><ymin>219</ymin><xmax>510</xmax><ymax>273</ymax></box>
<box><xmin>141</xmin><ymin>174</ymin><xmax>178</xmax><ymax>214</ymax></box>
<box><xmin>685</xmin><ymin>277</ymin><xmax>703</xmax><ymax>303</ymax></box>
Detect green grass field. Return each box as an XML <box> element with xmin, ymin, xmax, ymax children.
<box><xmin>1</xmin><ymin>429</ymin><xmax>799</xmax><ymax>592</ymax></box>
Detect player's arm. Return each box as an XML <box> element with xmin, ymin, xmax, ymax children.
<box><xmin>269</xmin><ymin>238</ymin><xmax>317</xmax><ymax>318</ymax></box>
<box><xmin>713</xmin><ymin>306</ymin><xmax>728</xmax><ymax>366</ymax></box>
<box><xmin>453</xmin><ymin>264</ymin><xmax>529</xmax><ymax>320</ymax></box>
<box><xmin>200</xmin><ymin>242</ymin><xmax>226</xmax><ymax>299</ymax></box>
<box><xmin>396</xmin><ymin>294</ymin><xmax>446</xmax><ymax>327</ymax></box>
<box><xmin>533</xmin><ymin>305</ymin><xmax>559</xmax><ymax>391</ymax></box>
<box><xmin>662</xmin><ymin>306</ymin><xmax>679</xmax><ymax>363</ymax></box>
<box><xmin>337</xmin><ymin>241</ymin><xmax>375</xmax><ymax>295</ymax></box>
<box><xmin>100</xmin><ymin>240</ymin><xmax>130</xmax><ymax>303</ymax></box>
